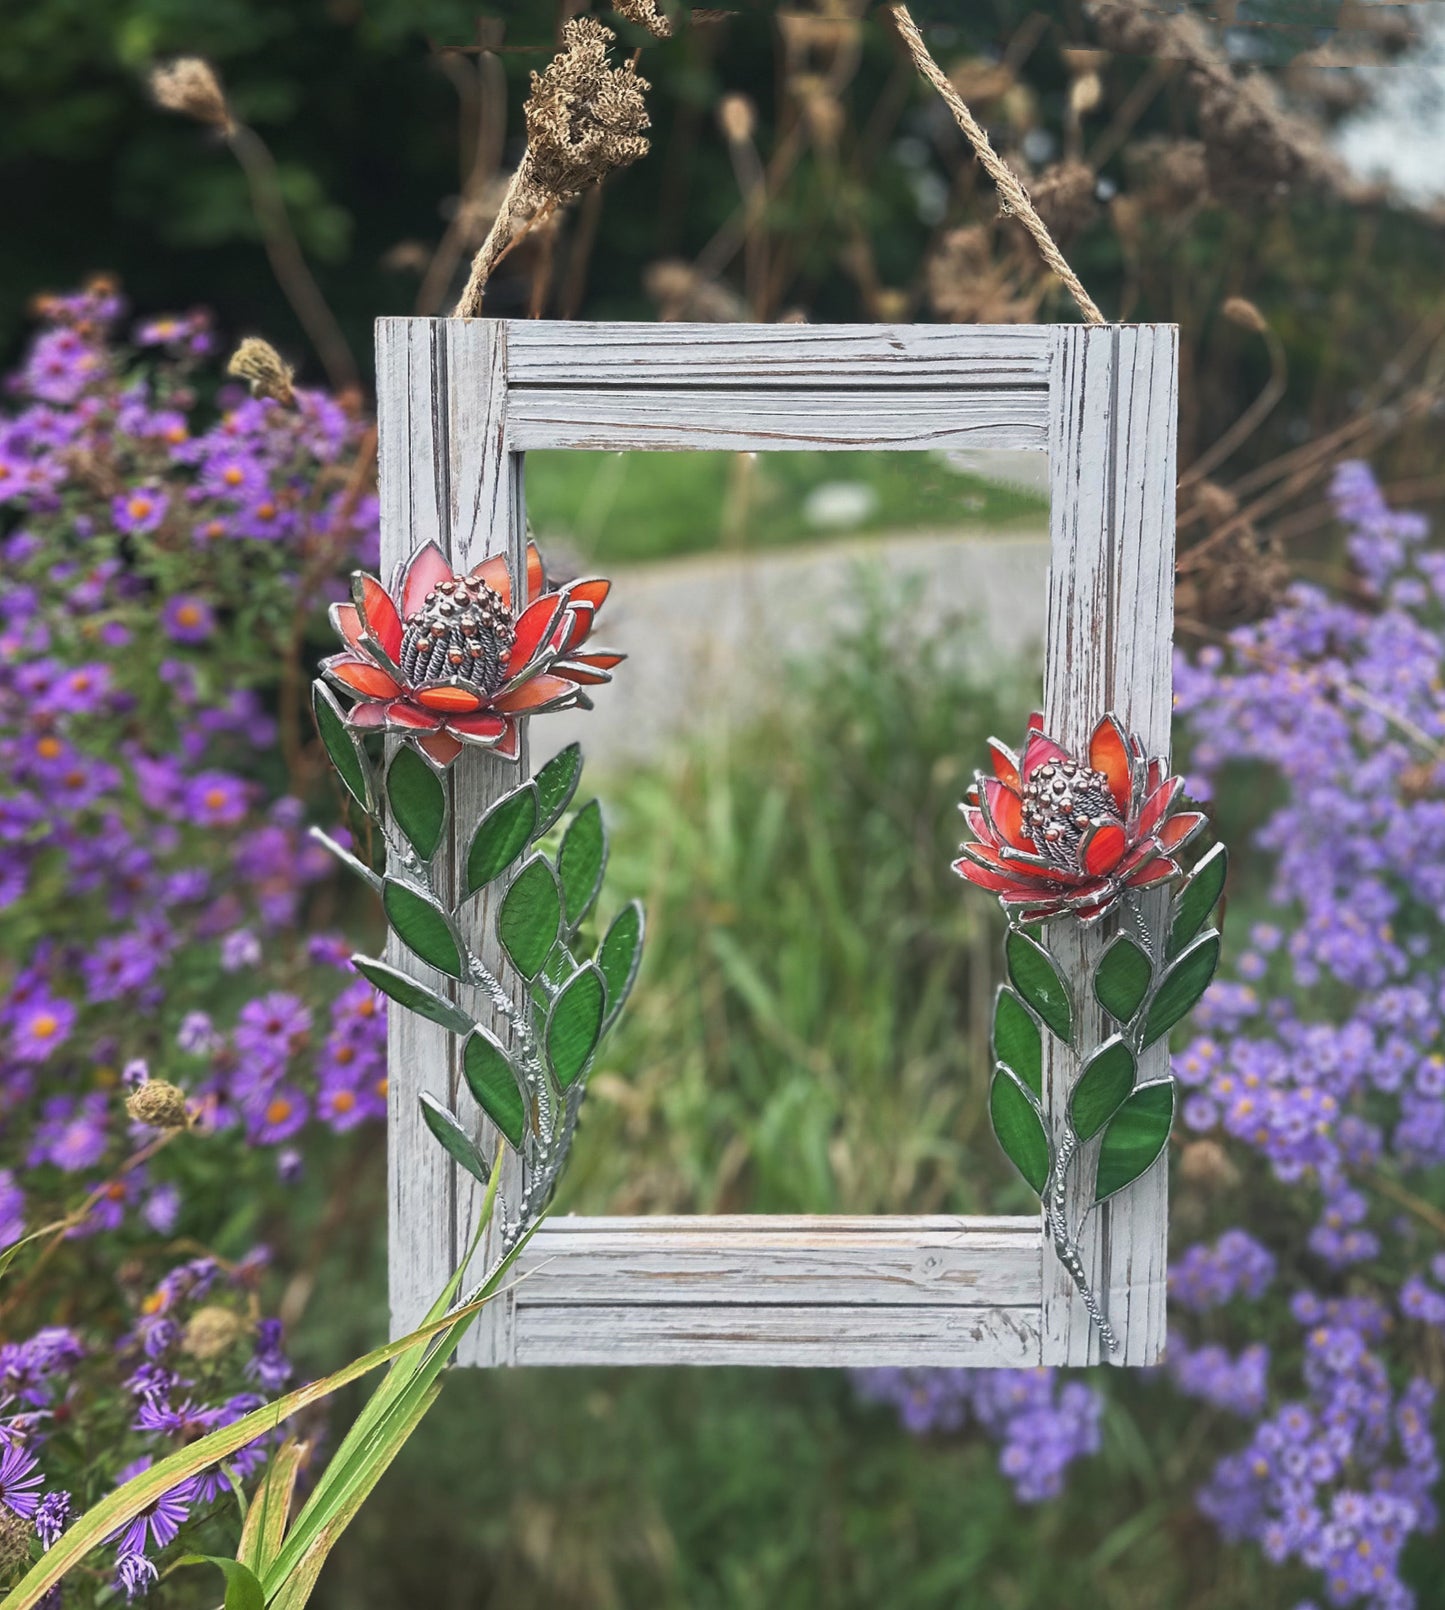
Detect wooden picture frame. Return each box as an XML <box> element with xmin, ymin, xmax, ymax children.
<box><xmin>377</xmin><ymin>317</ymin><xmax>1178</xmax><ymax>1370</ymax></box>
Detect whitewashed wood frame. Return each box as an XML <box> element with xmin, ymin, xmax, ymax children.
<box><xmin>376</xmin><ymin>318</ymin><xmax>1178</xmax><ymax>1369</ymax></box>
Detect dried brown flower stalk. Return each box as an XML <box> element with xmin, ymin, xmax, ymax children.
<box><xmin>454</xmin><ymin>20</ymin><xmax>651</xmax><ymax>318</ymax></box>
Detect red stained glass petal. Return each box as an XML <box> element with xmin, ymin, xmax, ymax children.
<box><xmin>510</xmin><ymin>595</ymin><xmax>565</xmax><ymax>668</ymax></box>
<box><xmin>1126</xmin><ymin>855</ymin><xmax>1181</xmax><ymax>887</ymax></box>
<box><xmin>401</xmin><ymin>543</ymin><xmax>455</xmax><ymax>618</ymax></box>
<box><xmin>566</xmin><ymin>578</ymin><xmax>611</xmax><ymax>617</ymax></box>
<box><xmin>953</xmin><ymin>859</ymin><xmax>1040</xmax><ymax>898</ymax></box>
<box><xmin>470</xmin><ymin>553</ymin><xmax>513</xmax><ymax>609</ymax></box>
<box><xmin>1089</xmin><ymin>714</ymin><xmax>1133</xmax><ymax>815</ymax></box>
<box><xmin>331</xmin><ymin>602</ymin><xmax>364</xmax><ymax>648</ymax></box>
<box><xmin>525</xmin><ymin>543</ymin><xmax>545</xmax><ymax>604</ymax></box>
<box><xmin>345</xmin><ymin>700</ymin><xmax>387</xmax><ymax>728</ymax></box>
<box><xmin>570</xmin><ymin>650</ymin><xmax>625</xmax><ymax>671</ymax></box>
<box><xmin>417</xmin><ymin>731</ymin><xmax>464</xmax><ymax>767</ymax></box>
<box><xmin>1082</xmin><ymin>821</ymin><xmax>1128</xmax><ymax>877</ymax></box>
<box><xmin>494</xmin><ymin>718</ymin><xmax>521</xmax><ymax>760</ymax></box>
<box><xmin>1158</xmin><ymin>811</ymin><xmax>1206</xmax><ymax>850</ymax></box>
<box><xmin>326</xmin><ymin>658</ymin><xmax>402</xmax><ymax>700</ymax></box>
<box><xmin>1136</xmin><ymin>776</ymin><xmax>1183</xmax><ymax>839</ymax></box>
<box><xmin>961</xmin><ymin>805</ymin><xmax>997</xmax><ymax>846</ymax></box>
<box><xmin>983</xmin><ymin>778</ymin><xmax>1034</xmax><ymax>851</ymax></box>
<box><xmin>552</xmin><ymin>661</ymin><xmax>612</xmax><ymax>686</ymax></box>
<box><xmin>987</xmin><ymin>738</ymin><xmax>1021</xmax><ymax>788</ymax></box>
<box><xmin>384</xmin><ymin>701</ymin><xmax>443</xmax><ymax>732</ymax></box>
<box><xmin>558</xmin><ymin>600</ymin><xmax>596</xmax><ymax>653</ymax></box>
<box><xmin>1021</xmin><ymin>730</ymin><xmax>1070</xmax><ymax>781</ymax></box>
<box><xmin>446</xmin><ymin>712</ymin><xmax>508</xmax><ymax>742</ymax></box>
<box><xmin>415</xmin><ymin>684</ymin><xmax>485</xmax><ymax>714</ymax></box>
<box><xmin>1027</xmin><ymin>712</ymin><xmax>1043</xmax><ymax>733</ymax></box>
<box><xmin>354</xmin><ymin>574</ymin><xmax>403</xmax><ymax>661</ymax></box>
<box><xmin>493</xmin><ymin>674</ymin><xmax>576</xmax><ymax>713</ymax></box>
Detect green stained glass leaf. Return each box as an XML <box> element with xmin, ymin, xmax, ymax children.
<box><xmin>1168</xmin><ymin>842</ymin><xmax>1228</xmax><ymax>960</ymax></box>
<box><xmin>350</xmin><ymin>955</ymin><xmax>473</xmax><ymax>1037</ymax></box>
<box><xmin>312</xmin><ymin>682</ymin><xmax>373</xmax><ymax>813</ymax></box>
<box><xmin>1094</xmin><ymin>935</ymin><xmax>1152</xmax><ymax>1024</ymax></box>
<box><xmin>1142</xmin><ymin>931</ymin><xmax>1221</xmax><ymax>1048</ymax></box>
<box><xmin>992</xmin><ymin>987</ymin><xmax>1042</xmax><ymax>1099</ymax></box>
<box><xmin>989</xmin><ymin>1067</ymin><xmax>1051</xmax><ymax>1196</ymax></box>
<box><xmin>1005</xmin><ymin>929</ymin><xmax>1072</xmax><ymax>1046</ymax></box>
<box><xmin>387</xmin><ymin>747</ymin><xmax>446</xmax><ymax>863</ymax></box>
<box><xmin>497</xmin><ymin>856</ymin><xmax>562</xmax><ymax>980</ymax></box>
<box><xmin>466</xmin><ymin>783</ymin><xmax>538</xmax><ymax>895</ymax></box>
<box><xmin>462</xmin><ymin>1027</ymin><xmax>526</xmax><ymax>1149</ymax></box>
<box><xmin>1069</xmin><ymin>1036</ymin><xmax>1136</xmax><ymax>1141</ymax></box>
<box><xmin>558</xmin><ymin>799</ymin><xmax>607</xmax><ymax>929</ymax></box>
<box><xmin>1095</xmin><ymin>1081</ymin><xmax>1175</xmax><ymax>1201</ymax></box>
<box><xmin>545</xmin><ymin>963</ymin><xmax>607</xmax><ymax>1089</ymax></box>
<box><xmin>381</xmin><ymin>881</ymin><xmax>464</xmax><ymax>979</ymax></box>
<box><xmin>418</xmin><ymin>1093</ymin><xmax>491</xmax><ymax>1186</ymax></box>
<box><xmin>533</xmin><ymin>743</ymin><xmax>583</xmax><ymax>835</ymax></box>
<box><xmin>598</xmin><ymin>901</ymin><xmax>644</xmax><ymax>1028</ymax></box>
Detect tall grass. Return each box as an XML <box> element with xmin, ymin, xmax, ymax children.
<box><xmin>561</xmin><ymin>571</ymin><xmax>1037</xmax><ymax>1218</ymax></box>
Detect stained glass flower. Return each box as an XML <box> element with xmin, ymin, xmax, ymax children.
<box><xmin>954</xmin><ymin>712</ymin><xmax>1205</xmax><ymax>923</ymax></box>
<box><xmin>320</xmin><ymin>540</ymin><xmax>622</xmax><ymax>767</ymax></box>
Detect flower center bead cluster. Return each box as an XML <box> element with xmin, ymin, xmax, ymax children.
<box><xmin>399</xmin><ymin>574</ymin><xmax>515</xmax><ymax>695</ymax></box>
<box><xmin>1021</xmin><ymin>758</ymin><xmax>1122</xmax><ymax>873</ymax></box>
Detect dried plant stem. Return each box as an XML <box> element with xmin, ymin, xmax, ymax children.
<box><xmin>454</xmin><ymin>166</ymin><xmax>533</xmax><ymax>317</ymax></box>
<box><xmin>1179</xmin><ymin>322</ymin><xmax>1287</xmax><ymax>490</ymax></box>
<box><xmin>226</xmin><ymin>125</ymin><xmax>360</xmax><ymax>397</ymax></box>
<box><xmin>886</xmin><ymin>4</ymin><xmax>1105</xmax><ymax>325</ymax></box>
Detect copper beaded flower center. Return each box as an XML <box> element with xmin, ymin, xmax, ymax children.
<box><xmin>398</xmin><ymin>574</ymin><xmax>517</xmax><ymax>695</ymax></box>
<box><xmin>1022</xmin><ymin>758</ymin><xmax>1122</xmax><ymax>872</ymax></box>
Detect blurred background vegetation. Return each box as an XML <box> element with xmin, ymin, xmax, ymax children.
<box><xmin>6</xmin><ymin>0</ymin><xmax>1445</xmax><ymax>1604</ymax></box>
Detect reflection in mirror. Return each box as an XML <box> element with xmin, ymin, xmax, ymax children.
<box><xmin>526</xmin><ymin>447</ymin><xmax>1049</xmax><ymax>1218</ymax></box>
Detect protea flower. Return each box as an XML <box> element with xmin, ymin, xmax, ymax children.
<box><xmin>321</xmin><ymin>540</ymin><xmax>621</xmax><ymax>767</ymax></box>
<box><xmin>954</xmin><ymin>712</ymin><xmax>1205</xmax><ymax>923</ymax></box>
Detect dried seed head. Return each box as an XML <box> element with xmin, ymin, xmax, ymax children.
<box><xmin>181</xmin><ymin>1305</ymin><xmax>248</xmax><ymax>1361</ymax></box>
<box><xmin>1178</xmin><ymin>1139</ymin><xmax>1240</xmax><ymax>1191</ymax></box>
<box><xmin>1026</xmin><ymin>161</ymin><xmax>1099</xmax><ymax>243</ymax></box>
<box><xmin>643</xmin><ymin>259</ymin><xmax>748</xmax><ymax>323</ymax></box>
<box><xmin>718</xmin><ymin>92</ymin><xmax>756</xmax><ymax>145</ymax></box>
<box><xmin>227</xmin><ymin>337</ymin><xmax>296</xmax><ymax>407</ymax></box>
<box><xmin>1068</xmin><ymin>71</ymin><xmax>1104</xmax><ymax>117</ymax></box>
<box><xmin>613</xmin><ymin>0</ymin><xmax>673</xmax><ymax>39</ymax></box>
<box><xmin>520</xmin><ymin>19</ymin><xmax>651</xmax><ymax>208</ymax></box>
<box><xmin>1128</xmin><ymin>136</ymin><xmax>1210</xmax><ymax>210</ymax></box>
<box><xmin>0</xmin><ymin>1508</ymin><xmax>32</xmax><ymax>1581</ymax></box>
<box><xmin>149</xmin><ymin>57</ymin><xmax>233</xmax><ymax>133</ymax></box>
<box><xmin>1222</xmin><ymin>295</ymin><xmax>1269</xmax><ymax>334</ymax></box>
<box><xmin>126</xmin><ymin>1079</ymin><xmax>191</xmax><ymax>1131</ymax></box>
<box><xmin>924</xmin><ymin>226</ymin><xmax>1046</xmax><ymax>325</ymax></box>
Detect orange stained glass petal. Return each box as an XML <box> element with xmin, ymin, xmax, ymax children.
<box><xmin>566</xmin><ymin>578</ymin><xmax>611</xmax><ymax>616</ymax></box>
<box><xmin>493</xmin><ymin>673</ymin><xmax>576</xmax><ymax>713</ymax></box>
<box><xmin>983</xmin><ymin>777</ymin><xmax>1033</xmax><ymax>851</ymax></box>
<box><xmin>556</xmin><ymin>601</ymin><xmax>596</xmax><ymax>654</ymax></box>
<box><xmin>469</xmin><ymin>553</ymin><xmax>513</xmax><ymax>610</ymax></box>
<box><xmin>1088</xmin><ymin>715</ymin><xmax>1133</xmax><ymax>814</ymax></box>
<box><xmin>986</xmin><ymin>738</ymin><xmax>1021</xmax><ymax>788</ymax></box>
<box><xmin>1082</xmin><ymin>822</ymin><xmax>1128</xmax><ymax>876</ymax></box>
<box><xmin>331</xmin><ymin>602</ymin><xmax>364</xmax><ymax>648</ymax></box>
<box><xmin>494</xmin><ymin>718</ymin><xmax>521</xmax><ymax>760</ymax></box>
<box><xmin>510</xmin><ymin>595</ymin><xmax>565</xmax><ymax>667</ymax></box>
<box><xmin>447</xmin><ymin>712</ymin><xmax>508</xmax><ymax>739</ymax></box>
<box><xmin>415</xmin><ymin>684</ymin><xmax>484</xmax><ymax>714</ymax></box>
<box><xmin>1158</xmin><ymin>811</ymin><xmax>1206</xmax><ymax>850</ymax></box>
<box><xmin>327</xmin><ymin>658</ymin><xmax>402</xmax><ymax>700</ymax></box>
<box><xmin>1136</xmin><ymin>776</ymin><xmax>1182</xmax><ymax>839</ymax></box>
<box><xmin>355</xmin><ymin>574</ymin><xmax>404</xmax><ymax>660</ymax></box>
<box><xmin>400</xmin><ymin>543</ymin><xmax>455</xmax><ymax>618</ymax></box>
<box><xmin>552</xmin><ymin>661</ymin><xmax>612</xmax><ymax>686</ymax></box>
<box><xmin>417</xmin><ymin>731</ymin><xmax>464</xmax><ymax>766</ymax></box>
<box><xmin>384</xmin><ymin>701</ymin><xmax>443</xmax><ymax>731</ymax></box>
<box><xmin>570</xmin><ymin>650</ymin><xmax>625</xmax><ymax>670</ymax></box>
<box><xmin>525</xmin><ymin>543</ymin><xmax>545</xmax><ymax>603</ymax></box>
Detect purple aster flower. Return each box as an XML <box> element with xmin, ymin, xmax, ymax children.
<box><xmin>161</xmin><ymin>595</ymin><xmax>215</xmax><ymax>644</ymax></box>
<box><xmin>184</xmin><ymin>771</ymin><xmax>248</xmax><ymax>827</ymax></box>
<box><xmin>106</xmin><ymin>1458</ymin><xmax>197</xmax><ymax>1558</ymax></box>
<box><xmin>245</xmin><ymin>1085</ymin><xmax>308</xmax><ymax>1145</ymax></box>
<box><xmin>35</xmin><ymin>1489</ymin><xmax>70</xmax><ymax>1550</ymax></box>
<box><xmin>0</xmin><ymin>1170</ymin><xmax>24</xmax><ymax>1249</ymax></box>
<box><xmin>116</xmin><ymin>1551</ymin><xmax>159</xmax><ymax>1601</ymax></box>
<box><xmin>9</xmin><ymin>995</ymin><xmax>76</xmax><ymax>1063</ymax></box>
<box><xmin>177</xmin><ymin>1012</ymin><xmax>219</xmax><ymax>1054</ymax></box>
<box><xmin>111</xmin><ymin>487</ymin><xmax>168</xmax><ymax>535</ymax></box>
<box><xmin>220</xmin><ymin>929</ymin><xmax>262</xmax><ymax>972</ymax></box>
<box><xmin>0</xmin><ymin>1440</ymin><xmax>44</xmax><ymax>1519</ymax></box>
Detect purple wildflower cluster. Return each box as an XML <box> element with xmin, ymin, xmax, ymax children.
<box><xmin>853</xmin><ymin>1368</ymin><xmax>1102</xmax><ymax>1502</ymax></box>
<box><xmin>0</xmin><ymin>287</ymin><xmax>383</xmax><ymax>1595</ymax></box>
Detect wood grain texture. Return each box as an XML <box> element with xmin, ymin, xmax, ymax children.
<box><xmin>511</xmin><ymin>1304</ymin><xmax>1042</xmax><ymax>1367</ymax></box>
<box><xmin>1040</xmin><ymin>323</ymin><xmax>1179</xmax><ymax>1367</ymax></box>
<box><xmin>506</xmin><ymin>387</ymin><xmax>1047</xmax><ymax>453</ymax></box>
<box><xmin>511</xmin><ymin>1215</ymin><xmax>1040</xmax><ymax>1307</ymax></box>
<box><xmin>376</xmin><ymin>319</ymin><xmax>529</xmax><ymax>1362</ymax></box>
<box><xmin>505</xmin><ymin>321</ymin><xmax>1052</xmax><ymax>388</ymax></box>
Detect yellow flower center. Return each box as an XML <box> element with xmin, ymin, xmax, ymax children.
<box><xmin>30</xmin><ymin>1012</ymin><xmax>59</xmax><ymax>1039</ymax></box>
<box><xmin>36</xmin><ymin>735</ymin><xmax>62</xmax><ymax>759</ymax></box>
<box><xmin>332</xmin><ymin>1090</ymin><xmax>356</xmax><ymax>1113</ymax></box>
<box><xmin>265</xmin><ymin>1098</ymin><xmax>293</xmax><ymax>1126</ymax></box>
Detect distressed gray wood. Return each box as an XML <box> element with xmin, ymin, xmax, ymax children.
<box><xmin>376</xmin><ymin>318</ymin><xmax>528</xmax><ymax>1367</ymax></box>
<box><xmin>511</xmin><ymin>1304</ymin><xmax>1042</xmax><ymax>1367</ymax></box>
<box><xmin>1040</xmin><ymin>323</ymin><xmax>1179</xmax><ymax>1367</ymax></box>
<box><xmin>505</xmin><ymin>321</ymin><xmax>1052</xmax><ymax>388</ymax></box>
<box><xmin>379</xmin><ymin>316</ymin><xmax>1178</xmax><ymax>1370</ymax></box>
<box><xmin>510</xmin><ymin>1215</ymin><xmax>1039</xmax><ymax>1306</ymax></box>
<box><xmin>506</xmin><ymin>386</ymin><xmax>1047</xmax><ymax>454</ymax></box>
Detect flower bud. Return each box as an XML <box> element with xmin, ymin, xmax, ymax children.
<box><xmin>227</xmin><ymin>338</ymin><xmax>296</xmax><ymax>407</ymax></box>
<box><xmin>1222</xmin><ymin>296</ymin><xmax>1269</xmax><ymax>334</ymax></box>
<box><xmin>149</xmin><ymin>57</ymin><xmax>233</xmax><ymax>133</ymax></box>
<box><xmin>718</xmin><ymin>93</ymin><xmax>756</xmax><ymax>144</ymax></box>
<box><xmin>125</xmin><ymin>1080</ymin><xmax>191</xmax><ymax>1131</ymax></box>
<box><xmin>181</xmin><ymin>1305</ymin><xmax>248</xmax><ymax>1360</ymax></box>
